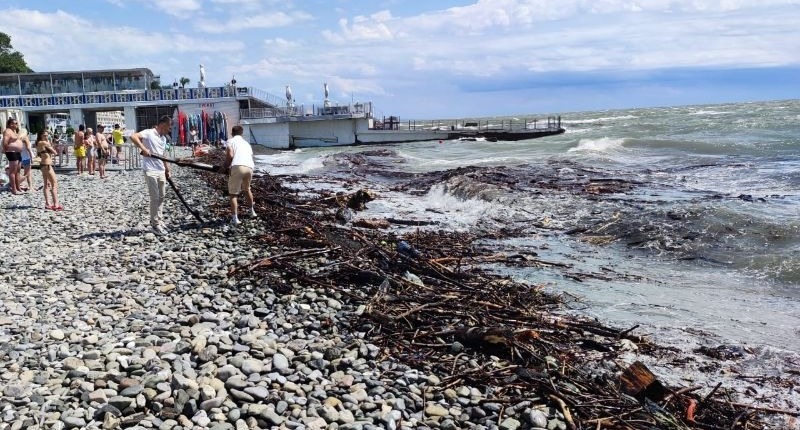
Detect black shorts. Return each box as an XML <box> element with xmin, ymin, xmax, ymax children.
<box><xmin>5</xmin><ymin>152</ymin><xmax>21</xmax><ymax>162</ymax></box>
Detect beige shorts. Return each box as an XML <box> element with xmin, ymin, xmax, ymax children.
<box><xmin>228</xmin><ymin>165</ymin><xmax>253</xmax><ymax>195</ymax></box>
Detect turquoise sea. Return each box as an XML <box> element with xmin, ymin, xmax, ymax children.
<box><xmin>254</xmin><ymin>99</ymin><xmax>800</xmax><ymax>390</ymax></box>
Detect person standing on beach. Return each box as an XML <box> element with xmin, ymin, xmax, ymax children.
<box><xmin>189</xmin><ymin>126</ymin><xmax>199</xmax><ymax>151</ymax></box>
<box><xmin>85</xmin><ymin>127</ymin><xmax>97</xmax><ymax>176</ymax></box>
<box><xmin>2</xmin><ymin>118</ymin><xmax>24</xmax><ymax>194</ymax></box>
<box><xmin>18</xmin><ymin>126</ymin><xmax>33</xmax><ymax>192</ymax></box>
<box><xmin>221</xmin><ymin>125</ymin><xmax>256</xmax><ymax>225</ymax></box>
<box><xmin>73</xmin><ymin>124</ymin><xmax>86</xmax><ymax>175</ymax></box>
<box><xmin>129</xmin><ymin>115</ymin><xmax>172</xmax><ymax>235</ymax></box>
<box><xmin>112</xmin><ymin>123</ymin><xmax>124</xmax><ymax>162</ymax></box>
<box><xmin>95</xmin><ymin>124</ymin><xmax>109</xmax><ymax>179</ymax></box>
<box><xmin>36</xmin><ymin>129</ymin><xmax>62</xmax><ymax>210</ymax></box>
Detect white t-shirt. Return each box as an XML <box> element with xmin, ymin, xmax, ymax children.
<box><xmin>228</xmin><ymin>135</ymin><xmax>254</xmax><ymax>169</ymax></box>
<box><xmin>139</xmin><ymin>128</ymin><xmax>166</xmax><ymax>172</ymax></box>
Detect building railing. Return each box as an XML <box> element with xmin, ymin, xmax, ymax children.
<box><xmin>0</xmin><ymin>86</ymin><xmax>282</xmax><ymax>110</ymax></box>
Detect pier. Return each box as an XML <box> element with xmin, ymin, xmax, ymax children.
<box><xmin>373</xmin><ymin>115</ymin><xmax>565</xmax><ymax>141</ymax></box>
<box><xmin>0</xmin><ymin>67</ymin><xmax>565</xmax><ymax>149</ymax></box>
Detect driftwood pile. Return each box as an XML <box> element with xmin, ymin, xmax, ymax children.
<box><xmin>184</xmin><ymin>151</ymin><xmax>795</xmax><ymax>429</ymax></box>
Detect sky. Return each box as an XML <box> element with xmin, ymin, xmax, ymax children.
<box><xmin>2</xmin><ymin>0</ymin><xmax>799</xmax><ymax>118</ymax></box>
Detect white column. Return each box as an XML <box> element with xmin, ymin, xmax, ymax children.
<box><xmin>69</xmin><ymin>108</ymin><xmax>84</xmax><ymax>128</ymax></box>
<box><xmin>123</xmin><ymin>106</ymin><xmax>137</xmax><ymax>131</ymax></box>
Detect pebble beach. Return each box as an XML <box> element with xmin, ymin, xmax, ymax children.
<box><xmin>0</xmin><ymin>159</ymin><xmax>573</xmax><ymax>430</ymax></box>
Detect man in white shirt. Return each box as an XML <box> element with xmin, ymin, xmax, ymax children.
<box><xmin>222</xmin><ymin>125</ymin><xmax>255</xmax><ymax>225</ymax></box>
<box><xmin>129</xmin><ymin>115</ymin><xmax>172</xmax><ymax>235</ymax></box>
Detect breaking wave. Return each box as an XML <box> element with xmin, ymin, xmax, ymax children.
<box><xmin>256</xmin><ymin>153</ymin><xmax>325</xmax><ymax>175</ymax></box>
<box><xmin>568</xmin><ymin>137</ymin><xmax>626</xmax><ymax>153</ymax></box>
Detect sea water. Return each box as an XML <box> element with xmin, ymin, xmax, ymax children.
<box><xmin>254</xmin><ymin>99</ymin><xmax>800</xmax><ymax>385</ymax></box>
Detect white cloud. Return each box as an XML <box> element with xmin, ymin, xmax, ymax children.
<box><xmin>210</xmin><ymin>0</ymin><xmax>284</xmax><ymax>6</ymax></box>
<box><xmin>325</xmin><ymin>76</ymin><xmax>389</xmax><ymax>99</ymax></box>
<box><xmin>316</xmin><ymin>0</ymin><xmax>800</xmax><ymax>76</ymax></box>
<box><xmin>142</xmin><ymin>0</ymin><xmax>203</xmax><ymax>17</ymax></box>
<box><xmin>322</xmin><ymin>10</ymin><xmax>395</xmax><ymax>44</ymax></box>
<box><xmin>264</xmin><ymin>38</ymin><xmax>302</xmax><ymax>51</ymax></box>
<box><xmin>2</xmin><ymin>8</ymin><xmax>243</xmax><ymax>72</ymax></box>
<box><xmin>195</xmin><ymin>10</ymin><xmax>312</xmax><ymax>33</ymax></box>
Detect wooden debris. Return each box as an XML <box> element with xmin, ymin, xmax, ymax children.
<box><xmin>353</xmin><ymin>218</ymin><xmax>391</xmax><ymax>229</ymax></box>
<box><xmin>620</xmin><ymin>361</ymin><xmax>669</xmax><ymax>402</ymax></box>
<box><xmin>187</xmin><ymin>150</ymin><xmax>787</xmax><ymax>430</ymax></box>
<box><xmin>347</xmin><ymin>188</ymin><xmax>375</xmax><ymax>210</ymax></box>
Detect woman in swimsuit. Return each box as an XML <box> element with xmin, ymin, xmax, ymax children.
<box><xmin>2</xmin><ymin>117</ymin><xmax>24</xmax><ymax>194</ymax></box>
<box><xmin>36</xmin><ymin>129</ymin><xmax>62</xmax><ymax>210</ymax></box>
<box><xmin>18</xmin><ymin>127</ymin><xmax>33</xmax><ymax>192</ymax></box>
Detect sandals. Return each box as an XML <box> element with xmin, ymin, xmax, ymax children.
<box><xmin>49</xmin><ymin>204</ymin><xmax>64</xmax><ymax>211</ymax></box>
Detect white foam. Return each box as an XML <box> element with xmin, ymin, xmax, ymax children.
<box><xmin>256</xmin><ymin>153</ymin><xmax>325</xmax><ymax>175</ymax></box>
<box><xmin>421</xmin><ymin>184</ymin><xmax>498</xmax><ymax>228</ymax></box>
<box><xmin>690</xmin><ymin>109</ymin><xmax>730</xmax><ymax>116</ymax></box>
<box><xmin>394</xmin><ymin>149</ymin><xmax>522</xmax><ymax>172</ymax></box>
<box><xmin>568</xmin><ymin>137</ymin><xmax>626</xmax><ymax>153</ymax></box>
<box><xmin>563</xmin><ymin>115</ymin><xmax>637</xmax><ymax>124</ymax></box>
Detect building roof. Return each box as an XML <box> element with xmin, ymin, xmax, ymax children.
<box><xmin>0</xmin><ymin>68</ymin><xmax>155</xmax><ymax>78</ymax></box>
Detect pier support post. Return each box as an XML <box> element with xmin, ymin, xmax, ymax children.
<box><xmin>123</xmin><ymin>106</ymin><xmax>137</xmax><ymax>132</ymax></box>
<box><xmin>69</xmin><ymin>108</ymin><xmax>84</xmax><ymax>128</ymax></box>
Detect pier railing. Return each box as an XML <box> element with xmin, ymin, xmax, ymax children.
<box><xmin>240</xmin><ymin>101</ymin><xmax>374</xmax><ymax>120</ymax></box>
<box><xmin>372</xmin><ymin>116</ymin><xmax>563</xmax><ymax>132</ymax></box>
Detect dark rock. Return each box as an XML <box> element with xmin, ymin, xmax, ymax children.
<box><xmin>93</xmin><ymin>404</ymin><xmax>122</xmax><ymax>420</ymax></box>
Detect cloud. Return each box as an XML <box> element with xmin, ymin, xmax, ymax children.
<box><xmin>312</xmin><ymin>0</ymin><xmax>800</xmax><ymax>84</ymax></box>
<box><xmin>1</xmin><ymin>8</ymin><xmax>243</xmax><ymax>72</ymax></box>
<box><xmin>264</xmin><ymin>38</ymin><xmax>302</xmax><ymax>51</ymax></box>
<box><xmin>322</xmin><ymin>10</ymin><xmax>395</xmax><ymax>44</ymax></box>
<box><xmin>327</xmin><ymin>75</ymin><xmax>388</xmax><ymax>97</ymax></box>
<box><xmin>141</xmin><ymin>0</ymin><xmax>203</xmax><ymax>17</ymax></box>
<box><xmin>195</xmin><ymin>10</ymin><xmax>312</xmax><ymax>33</ymax></box>
<box><xmin>210</xmin><ymin>0</ymin><xmax>284</xmax><ymax>6</ymax></box>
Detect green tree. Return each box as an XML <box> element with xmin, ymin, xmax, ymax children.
<box><xmin>0</xmin><ymin>32</ymin><xmax>33</xmax><ymax>73</ymax></box>
<box><xmin>179</xmin><ymin>77</ymin><xmax>190</xmax><ymax>88</ymax></box>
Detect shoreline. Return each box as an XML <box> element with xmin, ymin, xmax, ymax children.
<box><xmin>0</xmin><ymin>150</ymin><xmax>796</xmax><ymax>429</ymax></box>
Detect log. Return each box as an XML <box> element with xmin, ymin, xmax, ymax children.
<box><xmin>149</xmin><ymin>153</ymin><xmax>221</xmax><ymax>173</ymax></box>
<box><xmin>619</xmin><ymin>361</ymin><xmax>668</xmax><ymax>401</ymax></box>
<box><xmin>386</xmin><ymin>218</ymin><xmax>438</xmax><ymax>226</ymax></box>
<box><xmin>353</xmin><ymin>218</ymin><xmax>391</xmax><ymax>229</ymax></box>
<box><xmin>166</xmin><ymin>176</ymin><xmax>204</xmax><ymax>223</ymax></box>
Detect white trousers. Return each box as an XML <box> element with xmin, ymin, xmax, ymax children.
<box><xmin>144</xmin><ymin>171</ymin><xmax>166</xmax><ymax>228</ymax></box>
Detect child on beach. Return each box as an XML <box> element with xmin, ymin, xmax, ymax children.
<box><xmin>36</xmin><ymin>129</ymin><xmax>62</xmax><ymax>210</ymax></box>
